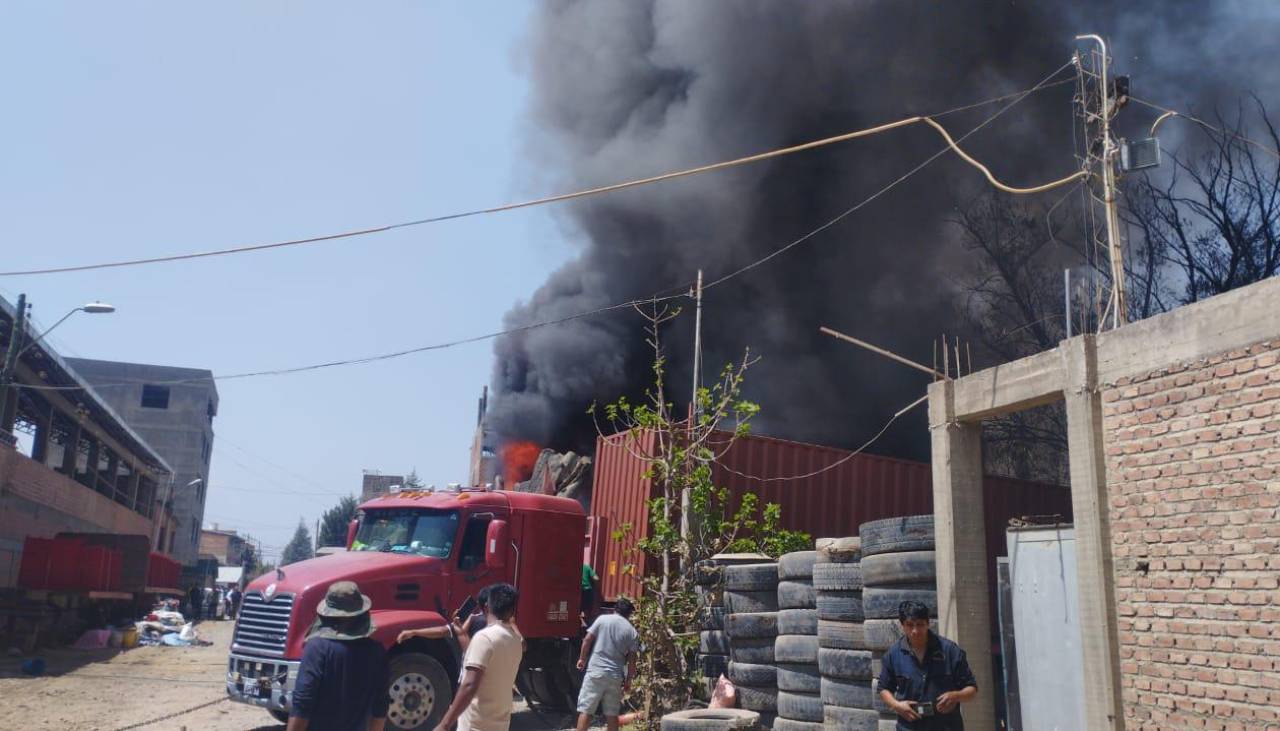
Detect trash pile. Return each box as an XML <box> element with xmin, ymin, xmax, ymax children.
<box><xmin>134</xmin><ymin>599</ymin><xmax>210</xmax><ymax>647</ymax></box>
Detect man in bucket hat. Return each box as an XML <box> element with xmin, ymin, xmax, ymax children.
<box><xmin>288</xmin><ymin>581</ymin><xmax>390</xmax><ymax>731</ymax></box>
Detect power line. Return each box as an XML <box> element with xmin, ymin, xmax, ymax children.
<box><xmin>0</xmin><ymin>78</ymin><xmax>1075</xmax><ymax>278</ymax></box>
<box><xmin>1129</xmin><ymin>96</ymin><xmax>1280</xmax><ymax>162</ymax></box>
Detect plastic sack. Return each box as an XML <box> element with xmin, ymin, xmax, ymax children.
<box><xmin>178</xmin><ymin>623</ymin><xmax>198</xmax><ymax>641</ymax></box>
<box><xmin>709</xmin><ymin>674</ymin><xmax>737</xmax><ymax>709</ymax></box>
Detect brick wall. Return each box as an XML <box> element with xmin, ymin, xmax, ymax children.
<box><xmin>1104</xmin><ymin>338</ymin><xmax>1280</xmax><ymax>730</ymax></box>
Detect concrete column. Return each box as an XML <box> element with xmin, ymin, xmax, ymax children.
<box><xmin>84</xmin><ymin>436</ymin><xmax>99</xmax><ymax>489</ymax></box>
<box><xmin>60</xmin><ymin>418</ymin><xmax>81</xmax><ymax>475</ymax></box>
<box><xmin>1062</xmin><ymin>336</ymin><xmax>1125</xmax><ymax>729</ymax></box>
<box><xmin>31</xmin><ymin>397</ymin><xmax>52</xmax><ymax>464</ymax></box>
<box><xmin>128</xmin><ymin>466</ymin><xmax>142</xmax><ymax>512</ymax></box>
<box><xmin>928</xmin><ymin>379</ymin><xmax>996</xmax><ymax>729</ymax></box>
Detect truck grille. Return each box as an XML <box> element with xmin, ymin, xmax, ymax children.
<box><xmin>232</xmin><ymin>591</ymin><xmax>295</xmax><ymax>657</ymax></box>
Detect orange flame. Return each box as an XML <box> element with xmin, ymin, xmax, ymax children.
<box><xmin>500</xmin><ymin>441</ymin><xmax>541</xmax><ymax>486</ymax></box>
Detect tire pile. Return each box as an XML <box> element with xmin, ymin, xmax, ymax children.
<box><xmin>723</xmin><ymin>562</ymin><xmax>781</xmax><ymax>729</ymax></box>
<box><xmin>860</xmin><ymin>515</ymin><xmax>938</xmax><ymax>730</ymax></box>
<box><xmin>811</xmin><ymin>537</ymin><xmax>880</xmax><ymax>731</ymax></box>
<box><xmin>696</xmin><ymin>560</ymin><xmax>730</xmax><ymax>698</ymax></box>
<box><xmin>772</xmin><ymin>551</ymin><xmax>820</xmax><ymax>731</ymax></box>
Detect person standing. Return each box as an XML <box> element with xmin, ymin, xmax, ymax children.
<box><xmin>288</xmin><ymin>582</ymin><xmax>389</xmax><ymax>731</ymax></box>
<box><xmin>433</xmin><ymin>583</ymin><xmax>524</xmax><ymax>731</ymax></box>
<box><xmin>877</xmin><ymin>600</ymin><xmax>978</xmax><ymax>730</ymax></box>
<box><xmin>574</xmin><ymin>597</ymin><xmax>638</xmax><ymax>731</ymax></box>
<box><xmin>580</xmin><ymin>563</ymin><xmax>599</xmax><ymax>621</ymax></box>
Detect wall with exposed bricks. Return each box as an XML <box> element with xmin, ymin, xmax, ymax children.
<box><xmin>1103</xmin><ymin>338</ymin><xmax>1280</xmax><ymax>730</ymax></box>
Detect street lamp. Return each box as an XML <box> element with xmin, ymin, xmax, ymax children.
<box><xmin>1</xmin><ymin>294</ymin><xmax>116</xmax><ymax>437</ymax></box>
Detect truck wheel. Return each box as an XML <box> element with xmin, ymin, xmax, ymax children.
<box><xmin>386</xmin><ymin>652</ymin><xmax>452</xmax><ymax>731</ymax></box>
<box><xmin>268</xmin><ymin>709</ymin><xmax>289</xmax><ymax>724</ymax></box>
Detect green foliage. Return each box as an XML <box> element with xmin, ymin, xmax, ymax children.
<box><xmin>281</xmin><ymin>518</ymin><xmax>314</xmax><ymax>565</ymax></box>
<box><xmin>404</xmin><ymin>469</ymin><xmax>424</xmax><ymax>489</ymax></box>
<box><xmin>318</xmin><ymin>495</ymin><xmax>359</xmax><ymax>548</ymax></box>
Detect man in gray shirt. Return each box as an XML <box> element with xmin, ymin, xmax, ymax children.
<box><xmin>574</xmin><ymin>597</ymin><xmax>638</xmax><ymax>731</ymax></box>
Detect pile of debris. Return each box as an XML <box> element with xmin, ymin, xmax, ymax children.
<box><xmin>513</xmin><ymin>449</ymin><xmax>593</xmax><ymax>511</ymax></box>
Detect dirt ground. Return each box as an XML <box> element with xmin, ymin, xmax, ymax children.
<box><xmin>0</xmin><ymin>620</ymin><xmax>586</xmax><ymax>730</ymax></box>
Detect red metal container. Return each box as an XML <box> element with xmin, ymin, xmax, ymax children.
<box><xmin>147</xmin><ymin>552</ymin><xmax>181</xmax><ymax>590</ymax></box>
<box><xmin>78</xmin><ymin>545</ymin><xmax>123</xmax><ymax>591</ymax></box>
<box><xmin>591</xmin><ymin>430</ymin><xmax>1072</xmax><ymax>601</ymax></box>
<box><xmin>47</xmin><ymin>537</ymin><xmax>86</xmax><ymax>591</ymax></box>
<box><xmin>17</xmin><ymin>537</ymin><xmax>55</xmax><ymax>590</ymax></box>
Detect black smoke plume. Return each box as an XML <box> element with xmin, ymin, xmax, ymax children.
<box><xmin>490</xmin><ymin>1</ymin><xmax>1280</xmax><ymax>459</ymax></box>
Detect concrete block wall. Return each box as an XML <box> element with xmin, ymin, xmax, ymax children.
<box><xmin>1103</xmin><ymin>338</ymin><xmax>1280</xmax><ymax>730</ymax></box>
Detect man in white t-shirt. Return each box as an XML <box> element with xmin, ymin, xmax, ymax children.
<box><xmin>433</xmin><ymin>583</ymin><xmax>524</xmax><ymax>731</ymax></box>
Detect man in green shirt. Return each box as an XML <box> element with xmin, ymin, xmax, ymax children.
<box><xmin>581</xmin><ymin>564</ymin><xmax>599</xmax><ymax>621</ymax></box>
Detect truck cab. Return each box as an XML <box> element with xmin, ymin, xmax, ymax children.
<box><xmin>226</xmin><ymin>487</ymin><xmax>586</xmax><ymax>730</ymax></box>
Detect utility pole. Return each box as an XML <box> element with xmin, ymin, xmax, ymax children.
<box><xmin>0</xmin><ymin>293</ymin><xmax>28</xmax><ymax>434</ymax></box>
<box><xmin>1077</xmin><ymin>34</ymin><xmax>1128</xmax><ymax>328</ymax></box>
<box><xmin>690</xmin><ymin>269</ymin><xmax>704</xmax><ymax>418</ymax></box>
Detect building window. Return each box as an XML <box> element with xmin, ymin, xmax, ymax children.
<box><xmin>141</xmin><ymin>385</ymin><xmax>170</xmax><ymax>409</ymax></box>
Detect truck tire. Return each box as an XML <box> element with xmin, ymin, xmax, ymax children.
<box><xmin>772</xmin><ymin>719</ymin><xmax>824</xmax><ymax>731</ymax></box>
<box><xmin>736</xmin><ymin>685</ymin><xmax>778</xmax><ymax>713</ymax></box>
<box><xmin>776</xmin><ymin>609</ymin><xmax>818</xmax><ymax>636</ymax></box>
<box><xmin>862</xmin><ymin>618</ymin><xmax>938</xmax><ymax>651</ymax></box>
<box><xmin>694</xmin><ymin>562</ymin><xmax>725</xmax><ymax>587</ymax></box>
<box><xmin>858</xmin><ymin>515</ymin><xmax>934</xmax><ymax>557</ymax></box>
<box><xmin>727</xmin><ymin>661</ymin><xmax>776</xmax><ymax>688</ymax></box>
<box><xmin>660</xmin><ymin>708</ymin><xmax>761</xmax><ymax>731</ymax></box>
<box><xmin>815</xmin><ymin>591</ymin><xmax>864</xmax><ymax>622</ymax></box>
<box><xmin>817</xmin><ymin>648</ymin><xmax>874</xmax><ymax>680</ymax></box>
<box><xmin>778</xmin><ymin>551</ymin><xmax>818</xmax><ymax>580</ymax></box>
<box><xmin>812</xmin><ymin>562</ymin><xmax>864</xmax><ymax>592</ymax></box>
<box><xmin>268</xmin><ymin>710</ymin><xmax>290</xmax><ymax>724</ymax></box>
<box><xmin>860</xmin><ymin>550</ymin><xmax>936</xmax><ymax>587</ymax></box>
<box><xmin>774</xmin><ymin>634</ymin><xmax>819</xmax><ymax>664</ymax></box>
<box><xmin>823</xmin><ymin>705</ymin><xmax>879</xmax><ymax>731</ymax></box>
<box><xmin>724</xmin><ymin>612</ymin><xmax>778</xmax><ymax>640</ymax></box>
<box><xmin>699</xmin><ymin>653</ymin><xmax>729</xmax><ymax>681</ymax></box>
<box><xmin>724</xmin><ymin>589</ymin><xmax>779</xmax><ymax>614</ymax></box>
<box><xmin>386</xmin><ymin>652</ymin><xmax>453</xmax><ymax>731</ymax></box>
<box><xmin>861</xmin><ymin>587</ymin><xmax>937</xmax><ymax>620</ymax></box>
<box><xmin>820</xmin><ymin>676</ymin><xmax>875</xmax><ymax>709</ymax></box>
<box><xmin>701</xmin><ymin>605</ymin><xmax>727</xmax><ymax>631</ymax></box>
<box><xmin>700</xmin><ymin>630</ymin><xmax>730</xmax><ymax>654</ymax></box>
<box><xmin>696</xmin><ymin>585</ymin><xmax>724</xmax><ymax>607</ymax></box>
<box><xmin>776</xmin><ymin>691</ymin><xmax>823</xmax><ymax>722</ymax></box>
<box><xmin>728</xmin><ymin>638</ymin><xmax>775</xmax><ymax>664</ymax></box>
<box><xmin>777</xmin><ymin>581</ymin><xmax>816</xmax><ymax>610</ymax></box>
<box><xmin>817</xmin><ymin>620</ymin><xmax>869</xmax><ymax>650</ymax></box>
<box><xmin>774</xmin><ymin>663</ymin><xmax>820</xmax><ymax>693</ymax></box>
<box><xmin>724</xmin><ymin>564</ymin><xmax>780</xmax><ymax>591</ymax></box>
<box><xmin>816</xmin><ymin>537</ymin><xmax>861</xmax><ymax>564</ymax></box>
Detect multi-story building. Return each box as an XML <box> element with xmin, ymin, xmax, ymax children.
<box><xmin>199</xmin><ymin>525</ymin><xmax>247</xmax><ymax>566</ymax></box>
<box><xmin>360</xmin><ymin>470</ymin><xmax>403</xmax><ymax>502</ymax></box>
<box><xmin>469</xmin><ymin>386</ymin><xmax>498</xmax><ymax>487</ymax></box>
<box><xmin>66</xmin><ymin>358</ymin><xmax>218</xmax><ymax>567</ymax></box>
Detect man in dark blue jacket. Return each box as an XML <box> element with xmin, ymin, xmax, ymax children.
<box><xmin>877</xmin><ymin>601</ymin><xmax>978</xmax><ymax>730</ymax></box>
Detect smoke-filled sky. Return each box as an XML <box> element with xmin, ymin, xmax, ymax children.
<box><xmin>490</xmin><ymin>1</ymin><xmax>1280</xmax><ymax>460</ymax></box>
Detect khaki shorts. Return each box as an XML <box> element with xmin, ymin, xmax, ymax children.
<box><xmin>577</xmin><ymin>673</ymin><xmax>623</xmax><ymax>717</ymax></box>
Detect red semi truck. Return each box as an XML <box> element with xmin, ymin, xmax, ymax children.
<box><xmin>225</xmin><ymin>487</ymin><xmax>587</xmax><ymax>730</ymax></box>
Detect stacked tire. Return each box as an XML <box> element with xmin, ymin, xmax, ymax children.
<box><xmin>860</xmin><ymin>515</ymin><xmax>938</xmax><ymax>730</ymax></box>
<box><xmin>723</xmin><ymin>563</ymin><xmax>780</xmax><ymax>729</ymax></box>
<box><xmin>812</xmin><ymin>537</ymin><xmax>880</xmax><ymax>731</ymax></box>
<box><xmin>695</xmin><ymin>561</ymin><xmax>730</xmax><ymax>698</ymax></box>
<box><xmin>772</xmin><ymin>551</ymin><xmax>821</xmax><ymax>731</ymax></box>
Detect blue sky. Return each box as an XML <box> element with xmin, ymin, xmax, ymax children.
<box><xmin>0</xmin><ymin>3</ymin><xmax>570</xmax><ymax>562</ymax></box>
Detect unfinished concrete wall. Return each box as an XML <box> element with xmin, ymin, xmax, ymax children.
<box><xmin>1103</xmin><ymin>338</ymin><xmax>1280</xmax><ymax>730</ymax></box>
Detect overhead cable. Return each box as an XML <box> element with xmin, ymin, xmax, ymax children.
<box><xmin>1129</xmin><ymin>96</ymin><xmax>1280</xmax><ymax>162</ymax></box>
<box><xmin>0</xmin><ymin>78</ymin><xmax>1075</xmax><ymax>277</ymax></box>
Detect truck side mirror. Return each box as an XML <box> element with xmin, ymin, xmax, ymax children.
<box><xmin>486</xmin><ymin>520</ymin><xmax>509</xmax><ymax>570</ymax></box>
<box><xmin>346</xmin><ymin>519</ymin><xmax>358</xmax><ymax>549</ymax></box>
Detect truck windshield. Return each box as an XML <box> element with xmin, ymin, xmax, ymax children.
<box><xmin>350</xmin><ymin>510</ymin><xmax>459</xmax><ymax>557</ymax></box>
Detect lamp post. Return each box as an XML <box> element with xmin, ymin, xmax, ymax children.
<box><xmin>0</xmin><ymin>294</ymin><xmax>115</xmax><ymax>433</ymax></box>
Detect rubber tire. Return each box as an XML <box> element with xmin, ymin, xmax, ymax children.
<box><xmin>728</xmin><ymin>661</ymin><xmax>776</xmax><ymax>688</ymax></box>
<box><xmin>815</xmin><ymin>537</ymin><xmax>862</xmax><ymax>563</ymax></box>
<box><xmin>817</xmin><ymin>620</ymin><xmax>869</xmax><ymax>650</ymax></box>
<box><xmin>268</xmin><ymin>710</ymin><xmax>290</xmax><ymax>724</ymax></box>
<box><xmin>812</xmin><ymin>563</ymin><xmax>864</xmax><ymax>592</ymax></box>
<box><xmin>777</xmin><ymin>581</ymin><xmax>817</xmax><ymax>610</ymax></box>
<box><xmin>724</xmin><ymin>563</ymin><xmax>780</xmax><ymax>591</ymax></box>
<box><xmin>862</xmin><ymin>618</ymin><xmax>936</xmax><ymax>651</ymax></box>
<box><xmin>815</xmin><ymin>591</ymin><xmax>864</xmax><ymax>622</ymax></box>
<box><xmin>776</xmin><ymin>691</ymin><xmax>823</xmax><ymax>723</ymax></box>
<box><xmin>699</xmin><ymin>653</ymin><xmax>729</xmax><ymax>678</ymax></box>
<box><xmin>700</xmin><ymin>630</ymin><xmax>730</xmax><ymax>654</ymax></box>
<box><xmin>771</xmin><ymin>719</ymin><xmax>823</xmax><ymax>731</ymax></box>
<box><xmin>696</xmin><ymin>585</ymin><xmax>724</xmax><ymax>607</ymax></box>
<box><xmin>858</xmin><ymin>515</ymin><xmax>934</xmax><ymax>556</ymax></box>
<box><xmin>386</xmin><ymin>652</ymin><xmax>453</xmax><ymax>731</ymax></box>
<box><xmin>778</xmin><ymin>551</ymin><xmax>818</xmax><ymax>580</ymax></box>
<box><xmin>861</xmin><ymin>587</ymin><xmax>937</xmax><ymax>620</ymax></box>
<box><xmin>823</xmin><ymin>705</ymin><xmax>879</xmax><ymax>731</ymax></box>
<box><xmin>774</xmin><ymin>634</ymin><xmax>819</xmax><ymax>664</ymax></box>
<box><xmin>702</xmin><ymin>605</ymin><xmax>727</xmax><ymax>631</ymax></box>
<box><xmin>878</xmin><ymin>720</ymin><xmax>898</xmax><ymax>731</ymax></box>
<box><xmin>694</xmin><ymin>562</ymin><xmax>725</xmax><ymax>587</ymax></box>
<box><xmin>724</xmin><ymin>612</ymin><xmax>778</xmax><ymax>640</ymax></box>
<box><xmin>820</xmin><ymin>676</ymin><xmax>875</xmax><ymax>710</ymax></box>
<box><xmin>725</xmin><ymin>589</ymin><xmax>780</xmax><ymax>614</ymax></box>
<box><xmin>774</xmin><ymin>663</ymin><xmax>820</xmax><ymax>693</ymax></box>
<box><xmin>860</xmin><ymin>550</ymin><xmax>936</xmax><ymax>587</ymax></box>
<box><xmin>728</xmin><ymin>638</ymin><xmax>775</xmax><ymax>664</ymax></box>
<box><xmin>660</xmin><ymin>708</ymin><xmax>761</xmax><ymax>731</ymax></box>
<box><xmin>776</xmin><ymin>609</ymin><xmax>818</xmax><ymax>636</ymax></box>
<box><xmin>736</xmin><ymin>685</ymin><xmax>778</xmax><ymax>713</ymax></box>
<box><xmin>817</xmin><ymin>648</ymin><xmax>874</xmax><ymax>680</ymax></box>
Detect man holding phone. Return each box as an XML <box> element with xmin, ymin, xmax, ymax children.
<box><xmin>877</xmin><ymin>600</ymin><xmax>977</xmax><ymax>729</ymax></box>
<box><xmin>397</xmin><ymin>587</ymin><xmax>491</xmax><ymax>655</ymax></box>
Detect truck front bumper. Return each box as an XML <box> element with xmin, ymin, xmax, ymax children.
<box><xmin>226</xmin><ymin>652</ymin><xmax>300</xmax><ymax>713</ymax></box>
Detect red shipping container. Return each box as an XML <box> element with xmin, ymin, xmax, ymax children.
<box><xmin>47</xmin><ymin>537</ymin><xmax>86</xmax><ymax>591</ymax></box>
<box><xmin>148</xmin><ymin>552</ymin><xmax>181</xmax><ymax>590</ymax></box>
<box><xmin>591</xmin><ymin>430</ymin><xmax>1072</xmax><ymax>602</ymax></box>
<box><xmin>78</xmin><ymin>546</ymin><xmax>115</xmax><ymax>591</ymax></box>
<box><xmin>17</xmin><ymin>537</ymin><xmax>55</xmax><ymax>590</ymax></box>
